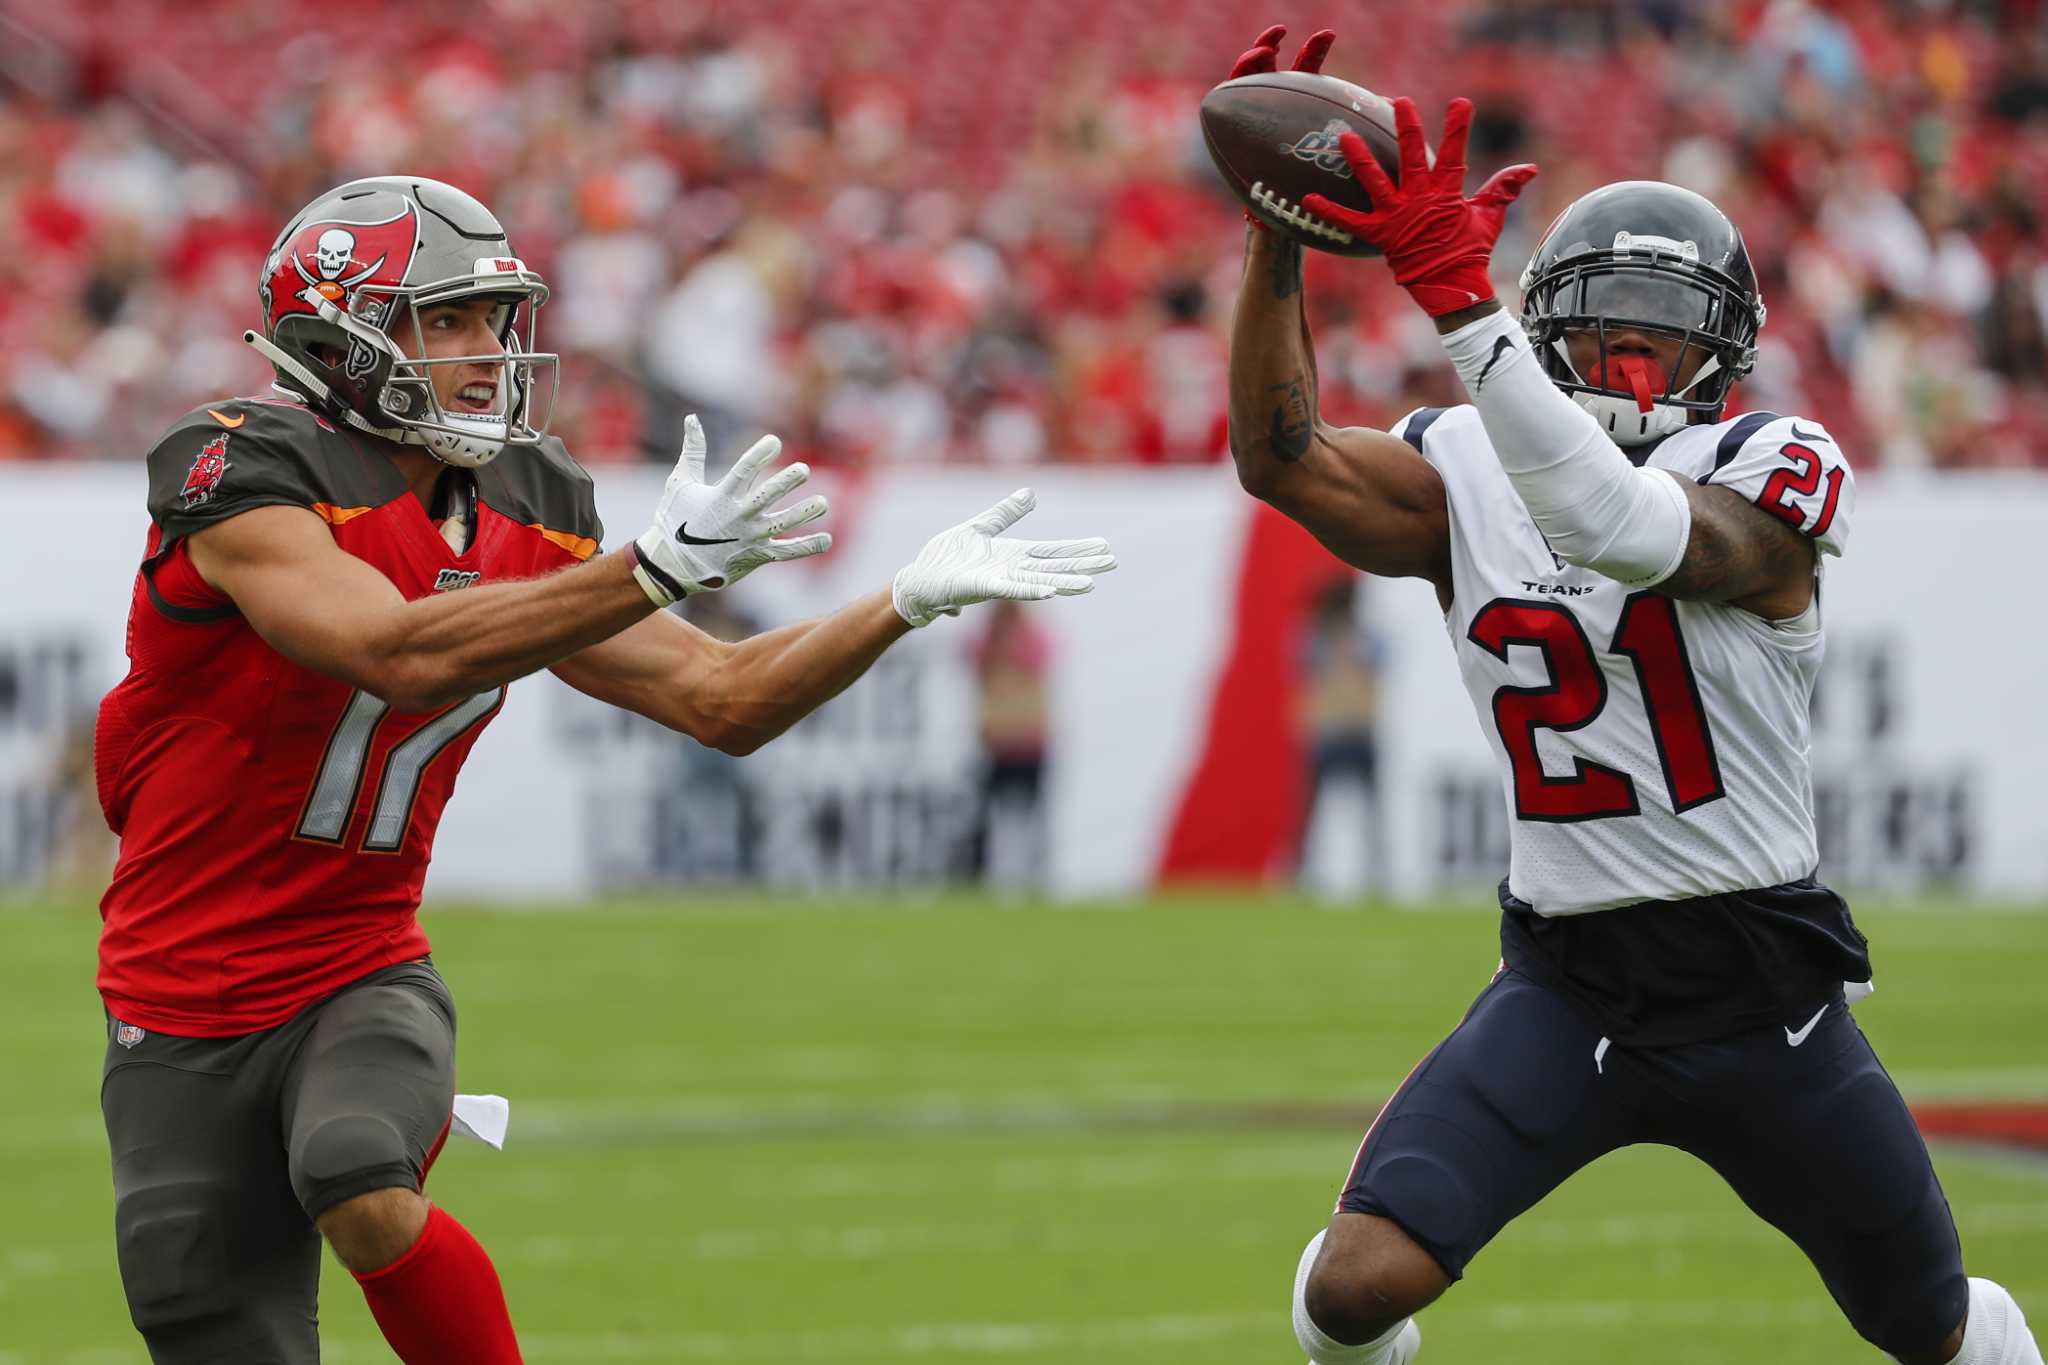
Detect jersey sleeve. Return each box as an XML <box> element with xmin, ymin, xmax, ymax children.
<box><xmin>1699</xmin><ymin>413</ymin><xmax>1855</xmax><ymax>558</ymax></box>
<box><xmin>1390</xmin><ymin>406</ymin><xmax>1453</xmax><ymax>460</ymax></box>
<box><xmin>477</xmin><ymin>436</ymin><xmax>605</xmax><ymax>562</ymax></box>
<box><xmin>145</xmin><ymin>409</ymin><xmax>325</xmax><ymax>546</ymax></box>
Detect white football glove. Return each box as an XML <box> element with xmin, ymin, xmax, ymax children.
<box><xmin>891</xmin><ymin>488</ymin><xmax>1116</xmax><ymax>628</ymax></box>
<box><xmin>631</xmin><ymin>414</ymin><xmax>831</xmax><ymax>605</ymax></box>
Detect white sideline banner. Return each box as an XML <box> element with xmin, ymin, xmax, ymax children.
<box><xmin>2</xmin><ymin>463</ymin><xmax>2043</xmax><ymax>904</ymax></box>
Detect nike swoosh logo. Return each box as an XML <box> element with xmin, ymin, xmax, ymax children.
<box><xmin>1785</xmin><ymin>1004</ymin><xmax>1828</xmax><ymax>1048</ymax></box>
<box><xmin>1788</xmin><ymin>422</ymin><xmax>1831</xmax><ymax>444</ymax></box>
<box><xmin>207</xmin><ymin>409</ymin><xmax>246</xmax><ymax>428</ymax></box>
<box><xmin>1475</xmin><ymin>335</ymin><xmax>1515</xmax><ymax>391</ymax></box>
<box><xmin>676</xmin><ymin>525</ymin><xmax>738</xmax><ymax>546</ymax></box>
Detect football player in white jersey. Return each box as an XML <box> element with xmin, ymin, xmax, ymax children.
<box><xmin>1221</xmin><ymin>25</ymin><xmax>2042</xmax><ymax>1365</ymax></box>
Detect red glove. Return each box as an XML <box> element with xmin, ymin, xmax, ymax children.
<box><xmin>1229</xmin><ymin>23</ymin><xmax>1335</xmax><ymax>80</ymax></box>
<box><xmin>1303</xmin><ymin>97</ymin><xmax>1539</xmax><ymax>317</ymax></box>
<box><xmin>1229</xmin><ymin>25</ymin><xmax>1337</xmax><ymax>232</ymax></box>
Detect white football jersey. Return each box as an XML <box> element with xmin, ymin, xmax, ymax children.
<box><xmin>1396</xmin><ymin>405</ymin><xmax>1855</xmax><ymax>916</ymax></box>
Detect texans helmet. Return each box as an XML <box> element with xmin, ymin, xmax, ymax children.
<box><xmin>1519</xmin><ymin>181</ymin><xmax>1766</xmax><ymax>446</ymax></box>
<box><xmin>247</xmin><ymin>177</ymin><xmax>558</xmax><ymax>468</ymax></box>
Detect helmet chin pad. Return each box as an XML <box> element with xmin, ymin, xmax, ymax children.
<box><xmin>1559</xmin><ymin>340</ymin><xmax>1719</xmax><ymax>445</ymax></box>
<box><xmin>420</xmin><ymin>412</ymin><xmax>510</xmax><ymax>468</ymax></box>
<box><xmin>1575</xmin><ymin>390</ymin><xmax>1692</xmax><ymax>445</ymax></box>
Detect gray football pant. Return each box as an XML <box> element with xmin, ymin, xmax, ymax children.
<box><xmin>101</xmin><ymin>959</ymin><xmax>456</xmax><ymax>1364</ymax></box>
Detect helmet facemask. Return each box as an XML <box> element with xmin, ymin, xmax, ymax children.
<box><xmin>1521</xmin><ymin>241</ymin><xmax>1763</xmax><ymax>446</ymax></box>
<box><xmin>355</xmin><ymin>272</ymin><xmax>560</xmax><ymax>468</ymax></box>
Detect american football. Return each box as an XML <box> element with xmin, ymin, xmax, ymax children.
<box><xmin>1199</xmin><ymin>70</ymin><xmax>1406</xmax><ymax>256</ymax></box>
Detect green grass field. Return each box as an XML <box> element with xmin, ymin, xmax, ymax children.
<box><xmin>5</xmin><ymin>893</ymin><xmax>2045</xmax><ymax>1364</ymax></box>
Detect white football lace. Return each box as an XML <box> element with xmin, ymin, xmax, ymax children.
<box><xmin>1249</xmin><ymin>181</ymin><xmax>1356</xmax><ymax>245</ymax></box>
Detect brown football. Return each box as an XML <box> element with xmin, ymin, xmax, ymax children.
<box><xmin>1199</xmin><ymin>70</ymin><xmax>1408</xmax><ymax>258</ymax></box>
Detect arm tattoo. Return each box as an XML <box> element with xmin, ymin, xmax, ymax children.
<box><xmin>1267</xmin><ymin>375</ymin><xmax>1312</xmax><ymax>462</ymax></box>
<box><xmin>1659</xmin><ymin>482</ymin><xmax>1814</xmax><ymax>602</ymax></box>
<box><xmin>1270</xmin><ymin>237</ymin><xmax>1303</xmax><ymax>300</ymax></box>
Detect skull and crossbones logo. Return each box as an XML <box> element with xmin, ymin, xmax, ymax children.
<box><xmin>292</xmin><ymin>226</ymin><xmax>389</xmax><ymax>307</ymax></box>
<box><xmin>312</xmin><ymin>229</ymin><xmax>356</xmax><ymax>279</ymax></box>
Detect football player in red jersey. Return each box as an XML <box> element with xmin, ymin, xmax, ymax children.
<box><xmin>94</xmin><ymin>177</ymin><xmax>1116</xmax><ymax>1365</ymax></box>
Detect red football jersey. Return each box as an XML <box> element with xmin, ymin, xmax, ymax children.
<box><xmin>96</xmin><ymin>398</ymin><xmax>604</xmax><ymax>1035</ymax></box>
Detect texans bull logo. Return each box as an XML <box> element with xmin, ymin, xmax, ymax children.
<box><xmin>262</xmin><ymin>206</ymin><xmax>419</xmax><ymax>334</ymax></box>
<box><xmin>181</xmin><ymin>433</ymin><xmax>231</xmax><ymax>509</ymax></box>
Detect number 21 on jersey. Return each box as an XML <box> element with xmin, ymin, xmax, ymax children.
<box><xmin>1468</xmin><ymin>593</ymin><xmax>1722</xmax><ymax>823</ymax></box>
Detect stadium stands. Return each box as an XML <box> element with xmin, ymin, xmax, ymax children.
<box><xmin>2</xmin><ymin>0</ymin><xmax>2044</xmax><ymax>468</ymax></box>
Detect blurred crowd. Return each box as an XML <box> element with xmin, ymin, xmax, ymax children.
<box><xmin>3</xmin><ymin>0</ymin><xmax>2047</xmax><ymax>469</ymax></box>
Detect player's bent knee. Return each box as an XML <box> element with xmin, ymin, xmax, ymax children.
<box><xmin>114</xmin><ymin>1180</ymin><xmax>235</xmax><ymax>1332</ymax></box>
<box><xmin>290</xmin><ymin>1111</ymin><xmax>417</xmax><ymax>1219</ymax></box>
<box><xmin>1304</xmin><ymin>1214</ymin><xmax>1450</xmax><ymax>1345</ymax></box>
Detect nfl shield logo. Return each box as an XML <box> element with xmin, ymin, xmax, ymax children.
<box><xmin>115</xmin><ymin>1023</ymin><xmax>145</xmax><ymax>1049</ymax></box>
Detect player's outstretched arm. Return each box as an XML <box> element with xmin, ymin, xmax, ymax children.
<box><xmin>1228</xmin><ymin>226</ymin><xmax>1453</xmax><ymax>594</ymax></box>
<box><xmin>1221</xmin><ymin>24</ymin><xmax>1451</xmax><ymax>596</ymax></box>
<box><xmin>553</xmin><ymin>488</ymin><xmax>1115</xmax><ymax>754</ymax></box>
<box><xmin>188</xmin><ymin>505</ymin><xmax>663</xmax><ymax>712</ymax></box>
<box><xmin>550</xmin><ymin>592</ymin><xmax>904</xmax><ymax>755</ymax></box>
<box><xmin>1438</xmin><ymin>304</ymin><xmax>1814</xmax><ymax>613</ymax></box>
<box><xmin>185</xmin><ymin>415</ymin><xmax>831</xmax><ymax>713</ymax></box>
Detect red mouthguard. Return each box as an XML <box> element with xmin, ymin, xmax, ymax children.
<box><xmin>1591</xmin><ymin>354</ymin><xmax>1666</xmax><ymax>413</ymax></box>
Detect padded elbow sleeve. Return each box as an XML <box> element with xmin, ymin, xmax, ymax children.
<box><xmin>1441</xmin><ymin>310</ymin><xmax>1692</xmax><ymax>588</ymax></box>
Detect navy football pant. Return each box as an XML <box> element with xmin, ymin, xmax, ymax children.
<box><xmin>1339</xmin><ymin>969</ymin><xmax>1968</xmax><ymax>1358</ymax></box>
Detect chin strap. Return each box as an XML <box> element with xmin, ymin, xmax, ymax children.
<box><xmin>244</xmin><ymin>329</ymin><xmax>412</xmax><ymax>443</ymax></box>
<box><xmin>243</xmin><ymin>329</ymin><xmax>507</xmax><ymax>467</ymax></box>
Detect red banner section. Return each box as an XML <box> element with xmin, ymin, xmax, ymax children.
<box><xmin>1912</xmin><ymin>1103</ymin><xmax>2048</xmax><ymax>1152</ymax></box>
<box><xmin>1156</xmin><ymin>501</ymin><xmax>1352</xmax><ymax>884</ymax></box>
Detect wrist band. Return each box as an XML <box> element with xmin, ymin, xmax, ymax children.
<box><xmin>624</xmin><ymin>540</ymin><xmax>687</xmax><ymax>607</ymax></box>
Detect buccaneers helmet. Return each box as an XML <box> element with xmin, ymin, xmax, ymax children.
<box><xmin>1519</xmin><ymin>181</ymin><xmax>1765</xmax><ymax>445</ymax></box>
<box><xmin>245</xmin><ymin>176</ymin><xmax>557</xmax><ymax>468</ymax></box>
